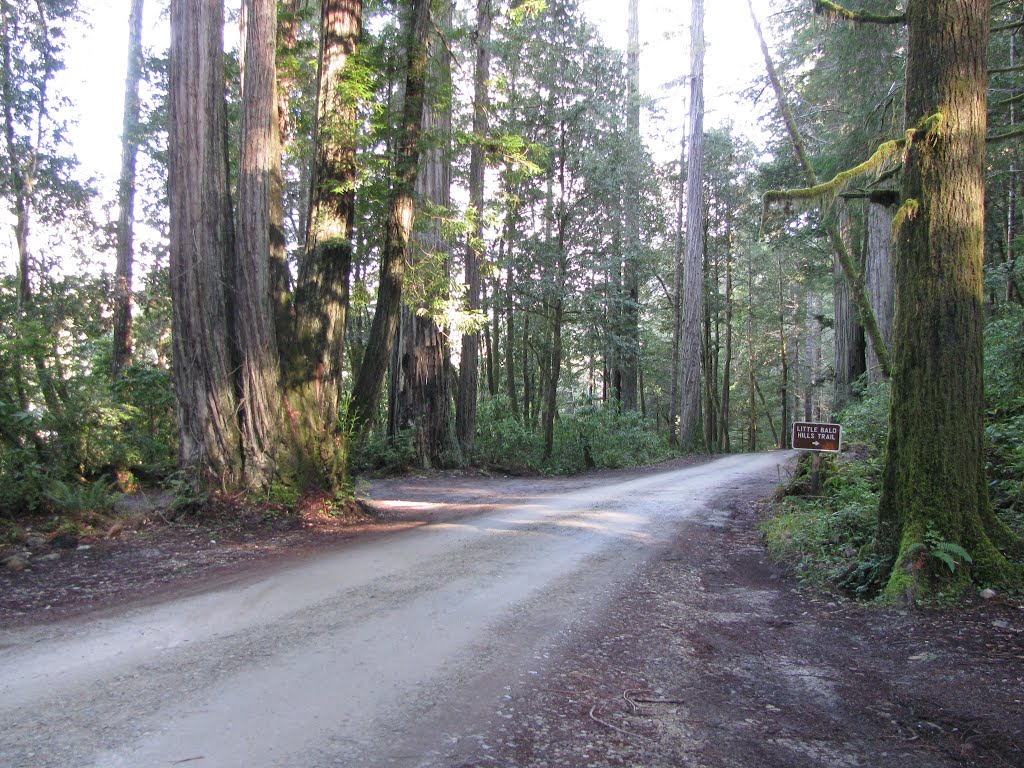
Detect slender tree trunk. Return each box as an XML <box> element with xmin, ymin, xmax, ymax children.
<box><xmin>504</xmin><ymin>257</ymin><xmax>520</xmax><ymax>417</ymax></box>
<box><xmin>112</xmin><ymin>0</ymin><xmax>144</xmax><ymax>380</ymax></box>
<box><xmin>777</xmin><ymin>251</ymin><xmax>789</xmax><ymax>449</ymax></box>
<box><xmin>720</xmin><ymin>209</ymin><xmax>733</xmax><ymax>453</ymax></box>
<box><xmin>804</xmin><ymin>295</ymin><xmax>819</xmax><ymax>421</ymax></box>
<box><xmin>878</xmin><ymin>0</ymin><xmax>1023</xmax><ymax>596</ymax></box>
<box><xmin>1008</xmin><ymin>21</ymin><xmax>1022</xmax><ymax>305</ymax></box>
<box><xmin>347</xmin><ymin>0</ymin><xmax>430</xmax><ymax>433</ymax></box>
<box><xmin>168</xmin><ymin>0</ymin><xmax>242</xmax><ymax>487</ymax></box>
<box><xmin>865</xmin><ymin>198</ymin><xmax>896</xmax><ymax>382</ymax></box>
<box><xmin>456</xmin><ymin>0</ymin><xmax>493</xmax><ymax>453</ymax></box>
<box><xmin>746</xmin><ymin>252</ymin><xmax>757</xmax><ymax>452</ymax></box>
<box><xmin>678</xmin><ymin>0</ymin><xmax>706</xmax><ymax>451</ymax></box>
<box><xmin>619</xmin><ymin>0</ymin><xmax>641</xmax><ymax>411</ymax></box>
<box><xmin>668</xmin><ymin>132</ymin><xmax>685</xmax><ymax>449</ymax></box>
<box><xmin>834</xmin><ymin>205</ymin><xmax>867</xmax><ymax>411</ymax></box>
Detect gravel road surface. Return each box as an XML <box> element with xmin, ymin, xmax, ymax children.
<box><xmin>0</xmin><ymin>452</ymin><xmax>792</xmax><ymax>768</ymax></box>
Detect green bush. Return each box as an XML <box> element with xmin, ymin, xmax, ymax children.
<box><xmin>473</xmin><ymin>395</ymin><xmax>541</xmax><ymax>470</ymax></box>
<box><xmin>762</xmin><ymin>383</ymin><xmax>889</xmax><ymax>597</ymax></box>
<box><xmin>353</xmin><ymin>428</ymin><xmax>420</xmax><ymax>474</ymax></box>
<box><xmin>984</xmin><ymin>305</ymin><xmax>1024</xmax><ymax>535</ymax></box>
<box><xmin>548</xmin><ymin>402</ymin><xmax>669</xmax><ymax>474</ymax></box>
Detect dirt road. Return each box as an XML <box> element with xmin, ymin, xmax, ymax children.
<box><xmin>2</xmin><ymin>451</ymin><xmax>1021</xmax><ymax>768</ymax></box>
<box><xmin>0</xmin><ymin>452</ymin><xmax>788</xmax><ymax>767</ymax></box>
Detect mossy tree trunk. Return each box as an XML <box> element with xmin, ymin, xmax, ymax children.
<box><xmin>283</xmin><ymin>0</ymin><xmax>362</xmax><ymax>489</ymax></box>
<box><xmin>878</xmin><ymin>0</ymin><xmax>1023</xmax><ymax>597</ymax></box>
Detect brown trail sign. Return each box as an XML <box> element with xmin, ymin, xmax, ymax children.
<box><xmin>792</xmin><ymin>422</ymin><xmax>843</xmax><ymax>453</ymax></box>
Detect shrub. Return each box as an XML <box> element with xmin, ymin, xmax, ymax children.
<box><xmin>473</xmin><ymin>395</ymin><xmax>541</xmax><ymax>470</ymax></box>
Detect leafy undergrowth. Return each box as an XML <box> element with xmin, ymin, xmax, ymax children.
<box><xmin>761</xmin><ymin>375</ymin><xmax>1024</xmax><ymax>602</ymax></box>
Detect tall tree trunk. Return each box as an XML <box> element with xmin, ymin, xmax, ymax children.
<box><xmin>878</xmin><ymin>0</ymin><xmax>1023</xmax><ymax>597</ymax></box>
<box><xmin>865</xmin><ymin>198</ymin><xmax>896</xmax><ymax>382</ymax></box>
<box><xmin>668</xmin><ymin>132</ymin><xmax>685</xmax><ymax>449</ymax></box>
<box><xmin>720</xmin><ymin>209</ymin><xmax>733</xmax><ymax>453</ymax></box>
<box><xmin>619</xmin><ymin>0</ymin><xmax>641</xmax><ymax>411</ymax></box>
<box><xmin>347</xmin><ymin>0</ymin><xmax>430</xmax><ymax>433</ymax></box>
<box><xmin>456</xmin><ymin>0</ymin><xmax>493</xmax><ymax>453</ymax></box>
<box><xmin>235</xmin><ymin>0</ymin><xmax>288</xmax><ymax>490</ymax></box>
<box><xmin>804</xmin><ymin>295</ymin><xmax>820</xmax><ymax>421</ymax></box>
<box><xmin>678</xmin><ymin>0</ymin><xmax>705</xmax><ymax>451</ymax></box>
<box><xmin>284</xmin><ymin>0</ymin><xmax>361</xmax><ymax>487</ymax></box>
<box><xmin>390</xmin><ymin>0</ymin><xmax>460</xmax><ymax>469</ymax></box>
<box><xmin>777</xmin><ymin>250</ymin><xmax>790</xmax><ymax>449</ymax></box>
<box><xmin>112</xmin><ymin>0</ymin><xmax>144</xmax><ymax>380</ymax></box>
<box><xmin>503</xmin><ymin>221</ymin><xmax>520</xmax><ymax>417</ymax></box>
<box><xmin>834</xmin><ymin>205</ymin><xmax>867</xmax><ymax>411</ymax></box>
<box><xmin>168</xmin><ymin>0</ymin><xmax>242</xmax><ymax>487</ymax></box>
<box><xmin>1007</xmin><ymin>20</ymin><xmax>1022</xmax><ymax>305</ymax></box>
<box><xmin>746</xmin><ymin>251</ymin><xmax>757</xmax><ymax>452</ymax></box>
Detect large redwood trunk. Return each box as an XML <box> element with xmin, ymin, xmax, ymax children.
<box><xmin>389</xmin><ymin>0</ymin><xmax>460</xmax><ymax>469</ymax></box>
<box><xmin>235</xmin><ymin>0</ymin><xmax>287</xmax><ymax>489</ymax></box>
<box><xmin>168</xmin><ymin>0</ymin><xmax>241</xmax><ymax>486</ymax></box>
<box><xmin>284</xmin><ymin>0</ymin><xmax>362</xmax><ymax>487</ymax></box>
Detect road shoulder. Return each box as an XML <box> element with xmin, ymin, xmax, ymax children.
<box><xmin>447</xmin><ymin>483</ymin><xmax>1024</xmax><ymax>768</ymax></box>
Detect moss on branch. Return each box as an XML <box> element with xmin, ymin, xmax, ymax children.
<box><xmin>763</xmin><ymin>139</ymin><xmax>903</xmax><ymax>212</ymax></box>
<box><xmin>812</xmin><ymin>0</ymin><xmax>906</xmax><ymax>25</ymax></box>
<box><xmin>763</xmin><ymin>114</ymin><xmax>942</xmax><ymax>217</ymax></box>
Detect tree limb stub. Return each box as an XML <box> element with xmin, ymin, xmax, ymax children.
<box><xmin>812</xmin><ymin>0</ymin><xmax>907</xmax><ymax>25</ymax></box>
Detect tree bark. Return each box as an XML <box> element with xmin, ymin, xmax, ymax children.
<box><xmin>168</xmin><ymin>0</ymin><xmax>242</xmax><ymax>487</ymax></box>
<box><xmin>720</xmin><ymin>207</ymin><xmax>733</xmax><ymax>453</ymax></box>
<box><xmin>390</xmin><ymin>0</ymin><xmax>460</xmax><ymax>469</ymax></box>
<box><xmin>834</xmin><ymin>205</ymin><xmax>866</xmax><ymax>411</ymax></box>
<box><xmin>347</xmin><ymin>0</ymin><xmax>430</xmax><ymax>433</ymax></box>
<box><xmin>457</xmin><ymin>0</ymin><xmax>493</xmax><ymax>453</ymax></box>
<box><xmin>112</xmin><ymin>0</ymin><xmax>144</xmax><ymax>380</ymax></box>
<box><xmin>865</xmin><ymin>199</ymin><xmax>895</xmax><ymax>382</ymax></box>
<box><xmin>678</xmin><ymin>0</ymin><xmax>706</xmax><ymax>451</ymax></box>
<box><xmin>235</xmin><ymin>0</ymin><xmax>287</xmax><ymax>490</ymax></box>
<box><xmin>287</xmin><ymin>0</ymin><xmax>361</xmax><ymax>486</ymax></box>
<box><xmin>878</xmin><ymin>0</ymin><xmax>1023</xmax><ymax>596</ymax></box>
<box><xmin>619</xmin><ymin>0</ymin><xmax>641</xmax><ymax>411</ymax></box>
<box><xmin>668</xmin><ymin>132</ymin><xmax>685</xmax><ymax>449</ymax></box>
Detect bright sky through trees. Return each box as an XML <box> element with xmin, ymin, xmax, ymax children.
<box><xmin>58</xmin><ymin>0</ymin><xmax>776</xmax><ymax>190</ymax></box>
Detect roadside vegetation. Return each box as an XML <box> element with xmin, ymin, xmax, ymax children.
<box><xmin>763</xmin><ymin>304</ymin><xmax>1024</xmax><ymax>602</ymax></box>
